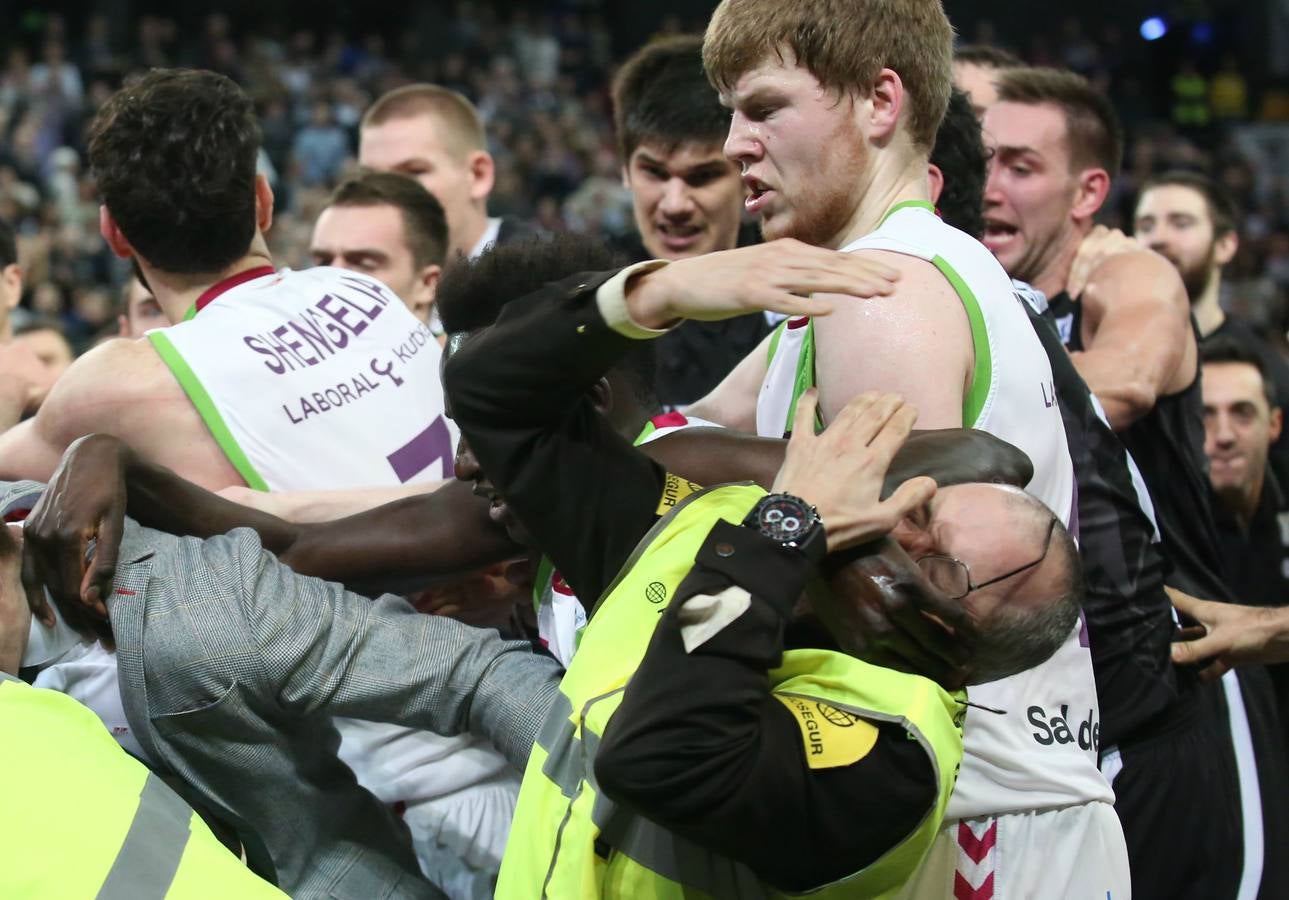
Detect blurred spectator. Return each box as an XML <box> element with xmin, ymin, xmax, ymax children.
<box><xmin>360</xmin><ymin>84</ymin><xmax>535</xmax><ymax>260</ymax></box>
<box><xmin>291</xmin><ymin>101</ymin><xmax>350</xmax><ymax>187</ymax></box>
<box><xmin>1201</xmin><ymin>337</ymin><xmax>1289</xmax><ymax>751</ymax></box>
<box><xmin>1135</xmin><ymin>170</ymin><xmax>1289</xmax><ymax>482</ymax></box>
<box><xmin>953</xmin><ymin>44</ymin><xmax>1023</xmax><ymax>117</ymax></box>
<box><xmin>12</xmin><ymin>316</ymin><xmax>74</xmax><ymax>383</ymax></box>
<box><xmin>117</xmin><ymin>277</ymin><xmax>168</xmax><ymax>338</ymax></box>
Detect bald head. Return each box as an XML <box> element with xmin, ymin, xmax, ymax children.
<box><xmin>890</xmin><ymin>483</ymin><xmax>1082</xmax><ymax>685</ymax></box>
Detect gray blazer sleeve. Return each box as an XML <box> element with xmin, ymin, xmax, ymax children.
<box><xmin>140</xmin><ymin>526</ymin><xmax>561</xmax><ymax>769</ymax></box>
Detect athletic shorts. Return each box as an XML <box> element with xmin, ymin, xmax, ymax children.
<box><xmin>890</xmin><ymin>801</ymin><xmax>1129</xmax><ymax>900</ymax></box>
<box><xmin>1100</xmin><ymin>684</ymin><xmax>1242</xmax><ymax>900</ymax></box>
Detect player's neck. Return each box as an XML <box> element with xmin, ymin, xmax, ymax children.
<box><xmin>145</xmin><ymin>246</ymin><xmax>275</xmax><ymax>325</ymax></box>
<box><xmin>1192</xmin><ymin>271</ymin><xmax>1225</xmax><ymax>337</ymax></box>
<box><xmin>831</xmin><ymin>154</ymin><xmax>930</xmax><ymax>249</ymax></box>
<box><xmin>454</xmin><ymin>208</ymin><xmax>493</xmax><ymax>260</ymax></box>
<box><xmin>1036</xmin><ymin>234</ymin><xmax>1084</xmax><ymax>302</ymax></box>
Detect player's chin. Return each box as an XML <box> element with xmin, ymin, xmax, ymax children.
<box><xmin>759</xmin><ymin>212</ymin><xmax>800</xmax><ymax>244</ymax></box>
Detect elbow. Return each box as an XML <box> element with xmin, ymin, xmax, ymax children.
<box><xmin>593</xmin><ymin>735</ymin><xmax>654</xmax><ymax>812</ymax></box>
<box><xmin>1104</xmin><ymin>380</ymin><xmax>1158</xmax><ymax>429</ymax></box>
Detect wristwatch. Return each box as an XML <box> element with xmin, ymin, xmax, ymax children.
<box><xmin>741</xmin><ymin>493</ymin><xmax>827</xmax><ymax>564</ymax></box>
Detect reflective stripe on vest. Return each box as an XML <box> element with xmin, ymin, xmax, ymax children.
<box><xmin>497</xmin><ymin>484</ymin><xmax>964</xmax><ymax>899</ymax></box>
<box><xmin>97</xmin><ymin>773</ymin><xmax>193</xmax><ymax>899</ymax></box>
<box><xmin>0</xmin><ymin>675</ymin><xmax>286</xmax><ymax>898</ymax></box>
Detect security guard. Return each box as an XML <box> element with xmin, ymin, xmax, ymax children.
<box><xmin>442</xmin><ymin>235</ymin><xmax>1081</xmax><ymax>897</ymax></box>
<box><xmin>0</xmin><ymin>672</ymin><xmax>285</xmax><ymax>898</ymax></box>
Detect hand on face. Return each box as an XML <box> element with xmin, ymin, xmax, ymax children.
<box><xmin>22</xmin><ymin>434</ymin><xmax>130</xmax><ymax>632</ymax></box>
<box><xmin>811</xmin><ymin>537</ymin><xmax>975</xmax><ymax>692</ymax></box>
<box><xmin>773</xmin><ymin>390</ymin><xmax>937</xmax><ymax>552</ymax></box>
<box><xmin>624</xmin><ymin>239</ymin><xmax>899</xmax><ymax>329</ymax></box>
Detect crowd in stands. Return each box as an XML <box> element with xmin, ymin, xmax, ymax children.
<box><xmin>2</xmin><ymin>6</ymin><xmax>1289</xmax><ymax>354</ymax></box>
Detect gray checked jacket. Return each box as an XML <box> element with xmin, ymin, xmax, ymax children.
<box><xmin>2</xmin><ymin>481</ymin><xmax>561</xmax><ymax>900</ymax></box>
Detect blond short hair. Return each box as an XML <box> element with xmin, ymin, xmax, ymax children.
<box><xmin>703</xmin><ymin>0</ymin><xmax>954</xmax><ymax>149</ymax></box>
<box><xmin>361</xmin><ymin>84</ymin><xmax>487</xmax><ymax>158</ymax></box>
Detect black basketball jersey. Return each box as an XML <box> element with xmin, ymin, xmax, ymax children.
<box><xmin>1046</xmin><ymin>291</ymin><xmax>1233</xmax><ymax>603</ymax></box>
<box><xmin>1017</xmin><ymin>285</ymin><xmax>1182</xmax><ymax>743</ymax></box>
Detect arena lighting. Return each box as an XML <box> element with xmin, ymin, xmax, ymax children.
<box><xmin>1191</xmin><ymin>21</ymin><xmax>1214</xmax><ymax>45</ymax></box>
<box><xmin>1140</xmin><ymin>17</ymin><xmax>1168</xmax><ymax>41</ymax></box>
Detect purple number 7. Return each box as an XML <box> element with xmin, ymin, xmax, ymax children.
<box><xmin>386</xmin><ymin>415</ymin><xmax>454</xmax><ymax>482</ymax></box>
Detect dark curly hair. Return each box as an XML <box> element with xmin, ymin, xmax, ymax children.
<box><xmin>438</xmin><ymin>234</ymin><xmax>658</xmax><ymax>412</ymax></box>
<box><xmin>88</xmin><ymin>68</ymin><xmax>262</xmax><ymax>275</ymax></box>
<box><xmin>930</xmin><ymin>89</ymin><xmax>987</xmax><ymax>239</ymax></box>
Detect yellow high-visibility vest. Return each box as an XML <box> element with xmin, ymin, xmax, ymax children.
<box><xmin>0</xmin><ymin>672</ymin><xmax>286</xmax><ymax>898</ymax></box>
<box><xmin>497</xmin><ymin>483</ymin><xmax>964</xmax><ymax>898</ymax></box>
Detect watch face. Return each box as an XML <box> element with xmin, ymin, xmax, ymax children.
<box><xmin>756</xmin><ymin>495</ymin><xmax>812</xmax><ymax>542</ymax></box>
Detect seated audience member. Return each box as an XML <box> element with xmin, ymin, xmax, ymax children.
<box><xmin>310</xmin><ymin>170</ymin><xmax>448</xmax><ymax>325</ymax></box>
<box><xmin>1202</xmin><ymin>336</ymin><xmax>1289</xmax><ymax>751</ymax></box>
<box><xmin>117</xmin><ymin>276</ymin><xmax>168</xmax><ymax>337</ymax></box>
<box><xmin>610</xmin><ymin>35</ymin><xmax>767</xmax><ymax>404</ymax></box>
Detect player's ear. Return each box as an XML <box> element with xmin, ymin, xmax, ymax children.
<box><xmin>254</xmin><ymin>173</ymin><xmax>275</xmax><ymax>232</ymax></box>
<box><xmin>1213</xmin><ymin>229</ymin><xmax>1238</xmax><ymax>268</ymax></box>
<box><xmin>99</xmin><ymin>206</ymin><xmax>134</xmax><ymax>260</ymax></box>
<box><xmin>468</xmin><ymin>151</ymin><xmax>495</xmax><ymax>202</ymax></box>
<box><xmin>927</xmin><ymin>164</ymin><xmax>945</xmax><ymax>204</ymax></box>
<box><xmin>1070</xmin><ymin>168</ymin><xmax>1110</xmax><ymax>223</ymax></box>
<box><xmin>867</xmin><ymin>68</ymin><xmax>904</xmax><ymax>141</ymax></box>
<box><xmin>589</xmin><ymin>377</ymin><xmax>613</xmax><ymax>415</ymax></box>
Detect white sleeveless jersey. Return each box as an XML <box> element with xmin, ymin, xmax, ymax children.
<box><xmin>757</xmin><ymin>202</ymin><xmax>1111</xmax><ymax>816</ymax></box>
<box><xmin>149</xmin><ymin>266</ymin><xmax>457</xmax><ymax>491</ymax></box>
<box><xmin>535</xmin><ymin>412</ymin><xmax>721</xmax><ymax>667</ymax></box>
<box><xmin>153</xmin><ymin>266</ymin><xmax>500</xmax><ymax>867</ymax></box>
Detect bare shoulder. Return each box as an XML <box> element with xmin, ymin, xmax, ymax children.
<box><xmin>38</xmin><ymin>335</ymin><xmax>193</xmax><ymax>444</ymax></box>
<box><xmin>1082</xmin><ymin>248</ymin><xmax>1188</xmax><ymax>334</ymax></box>
<box><xmin>816</xmin><ymin>249</ymin><xmax>967</xmax><ymax>330</ymax></box>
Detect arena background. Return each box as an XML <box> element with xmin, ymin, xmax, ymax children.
<box><xmin>4</xmin><ymin>0</ymin><xmax>1289</xmax><ymax>352</ymax></box>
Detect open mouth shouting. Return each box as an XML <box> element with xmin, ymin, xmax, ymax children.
<box><xmin>654</xmin><ymin>221</ymin><xmax>704</xmax><ymax>253</ymax></box>
<box><xmin>981</xmin><ymin>216</ymin><xmax>1021</xmax><ymax>254</ymax></box>
<box><xmin>744</xmin><ymin>173</ymin><xmax>776</xmax><ymax>215</ymax></box>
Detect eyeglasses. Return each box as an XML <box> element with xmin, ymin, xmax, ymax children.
<box><xmin>915</xmin><ymin>516</ymin><xmax>1059</xmax><ymax>601</ymax></box>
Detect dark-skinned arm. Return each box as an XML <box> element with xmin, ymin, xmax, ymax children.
<box><xmin>645</xmin><ymin>425</ymin><xmax>1033</xmax><ymax>495</ymax></box>
<box><xmin>23</xmin><ymin>434</ymin><xmax>519</xmax><ymax>619</ymax></box>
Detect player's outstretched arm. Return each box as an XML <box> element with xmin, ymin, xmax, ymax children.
<box><xmin>1071</xmin><ymin>249</ymin><xmax>1192</xmax><ymax>430</ymax></box>
<box><xmin>623</xmin><ymin>239</ymin><xmax>899</xmax><ymax>328</ymax></box>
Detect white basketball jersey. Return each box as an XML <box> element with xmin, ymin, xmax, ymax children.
<box><xmin>756</xmin><ymin>202</ymin><xmax>1111</xmax><ymax>816</ymax></box>
<box><xmin>152</xmin><ymin>266</ymin><xmax>491</xmax><ymax>827</ymax></box>
<box><xmin>150</xmin><ymin>266</ymin><xmax>457</xmax><ymax>491</ymax></box>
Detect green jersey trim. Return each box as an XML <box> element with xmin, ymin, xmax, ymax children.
<box><xmin>766</xmin><ymin>319</ymin><xmax>788</xmax><ymax>367</ymax></box>
<box><xmin>930</xmin><ymin>255</ymin><xmax>992</xmax><ymax>426</ymax></box>
<box><xmin>147</xmin><ymin>331</ymin><xmax>270</xmax><ymax>492</ymax></box>
<box><xmin>878</xmin><ymin>199</ymin><xmax>936</xmax><ymax>228</ymax></box>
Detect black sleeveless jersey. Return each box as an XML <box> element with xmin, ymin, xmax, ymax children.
<box><xmin>1046</xmin><ymin>291</ymin><xmax>1233</xmax><ymax>602</ymax></box>
<box><xmin>1017</xmin><ymin>287</ymin><xmax>1182</xmax><ymax>744</ymax></box>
